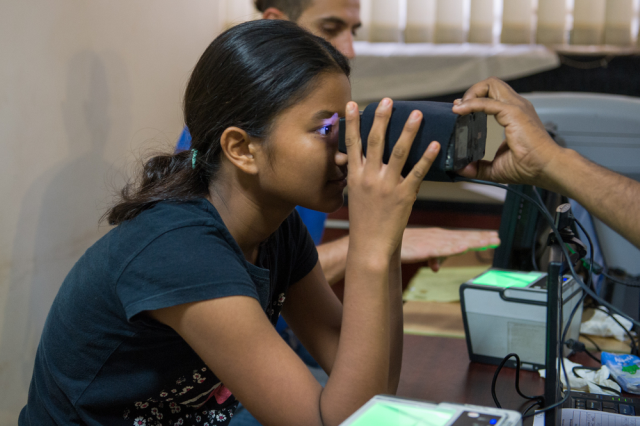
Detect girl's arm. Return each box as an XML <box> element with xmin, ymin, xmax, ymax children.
<box><xmin>150</xmin><ymin>100</ymin><xmax>439</xmax><ymax>426</ymax></box>
<box><xmin>315</xmin><ymin>99</ymin><xmax>439</xmax><ymax>424</ymax></box>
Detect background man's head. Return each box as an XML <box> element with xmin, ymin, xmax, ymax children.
<box><xmin>255</xmin><ymin>0</ymin><xmax>361</xmax><ymax>59</ymax></box>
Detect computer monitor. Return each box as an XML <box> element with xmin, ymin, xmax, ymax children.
<box><xmin>492</xmin><ymin>184</ymin><xmax>561</xmax><ymax>274</ymax></box>
<box><xmin>524</xmin><ymin>92</ymin><xmax>640</xmax><ymax>318</ymax></box>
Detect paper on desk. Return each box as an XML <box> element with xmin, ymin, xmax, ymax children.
<box><xmin>403</xmin><ymin>266</ymin><xmax>489</xmax><ymax>303</ymax></box>
<box><xmin>533</xmin><ymin>409</ymin><xmax>637</xmax><ymax>426</ymax></box>
<box><xmin>539</xmin><ymin>358</ymin><xmax>621</xmax><ymax>396</ymax></box>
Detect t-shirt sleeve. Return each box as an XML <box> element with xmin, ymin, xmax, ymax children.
<box><xmin>116</xmin><ymin>225</ymin><xmax>258</xmax><ymax>321</ymax></box>
<box><xmin>287</xmin><ymin>209</ymin><xmax>320</xmax><ymax>285</ymax></box>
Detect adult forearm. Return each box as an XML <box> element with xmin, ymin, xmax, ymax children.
<box><xmin>546</xmin><ymin>149</ymin><xmax>640</xmax><ymax>249</ymax></box>
<box><xmin>387</xmin><ymin>247</ymin><xmax>404</xmax><ymax>393</ymax></box>
<box><xmin>320</xmin><ymin>251</ymin><xmax>392</xmax><ymax>425</ymax></box>
<box><xmin>317</xmin><ymin>236</ymin><xmax>349</xmax><ymax>285</ymax></box>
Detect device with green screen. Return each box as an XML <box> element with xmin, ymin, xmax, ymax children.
<box><xmin>339</xmin><ymin>396</ymin><xmax>522</xmax><ymax>426</ymax></box>
<box><xmin>470</xmin><ymin>270</ymin><xmax>545</xmax><ymax>289</ymax></box>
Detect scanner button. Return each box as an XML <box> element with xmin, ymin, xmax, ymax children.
<box><xmin>618</xmin><ymin>404</ymin><xmax>634</xmax><ymax>415</ymax></box>
<box><xmin>586</xmin><ymin>401</ymin><xmax>602</xmax><ymax>411</ymax></box>
<box><xmin>575</xmin><ymin>400</ymin><xmax>586</xmax><ymax>409</ymax></box>
<box><xmin>602</xmin><ymin>402</ymin><xmax>616</xmax><ymax>410</ymax></box>
<box><xmin>603</xmin><ymin>408</ymin><xmax>616</xmax><ymax>414</ymax></box>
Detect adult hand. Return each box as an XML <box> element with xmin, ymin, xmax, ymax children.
<box><xmin>401</xmin><ymin>227</ymin><xmax>500</xmax><ymax>272</ymax></box>
<box><xmin>452</xmin><ymin>78</ymin><xmax>564</xmax><ymax>190</ymax></box>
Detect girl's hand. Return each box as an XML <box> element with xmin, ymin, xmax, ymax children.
<box><xmin>344</xmin><ymin>99</ymin><xmax>440</xmax><ymax>260</ymax></box>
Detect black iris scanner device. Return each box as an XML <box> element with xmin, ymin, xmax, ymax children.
<box><xmin>338</xmin><ymin>101</ymin><xmax>487</xmax><ymax>182</ymax></box>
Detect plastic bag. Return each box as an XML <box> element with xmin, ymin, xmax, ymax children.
<box><xmin>601</xmin><ymin>352</ymin><xmax>640</xmax><ymax>394</ymax></box>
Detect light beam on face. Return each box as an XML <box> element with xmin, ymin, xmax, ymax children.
<box><xmin>319</xmin><ymin>112</ymin><xmax>340</xmax><ymax>138</ymax></box>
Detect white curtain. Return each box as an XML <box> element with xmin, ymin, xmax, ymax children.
<box><xmin>361</xmin><ymin>0</ymin><xmax>640</xmax><ymax>46</ymax></box>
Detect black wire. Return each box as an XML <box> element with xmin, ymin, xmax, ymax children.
<box><xmin>530</xmin><ymin>187</ymin><xmax>547</xmax><ymax>272</ymax></box>
<box><xmin>583</xmin><ymin>258</ymin><xmax>640</xmax><ymax>287</ymax></box>
<box><xmin>491</xmin><ymin>353</ymin><xmax>543</xmax><ymax>408</ymax></box>
<box><xmin>574</xmin><ymin>219</ymin><xmax>595</xmax><ymax>291</ymax></box>
<box><xmin>580</xmin><ymin>334</ymin><xmax>602</xmax><ymax>353</ymax></box>
<box><xmin>452</xmin><ymin>178</ymin><xmax>589</xmax><ymax>417</ymax></box>
<box><xmin>576</xmin><ymin>219</ymin><xmax>637</xmax><ymax>354</ymax></box>
<box><xmin>602</xmin><ymin>270</ymin><xmax>640</xmax><ymax>288</ymax></box>
<box><xmin>531</xmin><ymin>230</ymin><xmax>539</xmax><ymax>272</ymax></box>
<box><xmin>455</xmin><ymin>177</ymin><xmax>640</xmax><ymax>330</ymax></box>
<box><xmin>522</xmin><ymin>400</ymin><xmax>542</xmax><ymax>417</ymax></box>
<box><xmin>594</xmin><ymin>307</ymin><xmax>639</xmax><ymax>355</ymax></box>
<box><xmin>572</xmin><ymin>367</ymin><xmax>621</xmax><ymax>395</ymax></box>
<box><xmin>454</xmin><ymin>177</ymin><xmax>640</xmax><ymax>417</ymax></box>
<box><xmin>526</xmin><ymin>291</ymin><xmax>589</xmax><ymax>417</ymax></box>
<box><xmin>583</xmin><ymin>348</ymin><xmax>602</xmax><ymax>364</ymax></box>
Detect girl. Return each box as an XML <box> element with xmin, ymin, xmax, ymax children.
<box><xmin>20</xmin><ymin>19</ymin><xmax>439</xmax><ymax>426</ymax></box>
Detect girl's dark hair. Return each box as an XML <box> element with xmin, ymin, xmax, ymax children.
<box><xmin>106</xmin><ymin>19</ymin><xmax>350</xmax><ymax>225</ymax></box>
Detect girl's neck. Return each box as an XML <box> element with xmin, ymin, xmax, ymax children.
<box><xmin>207</xmin><ymin>180</ymin><xmax>292</xmax><ymax>264</ymax></box>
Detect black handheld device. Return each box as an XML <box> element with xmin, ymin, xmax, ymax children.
<box><xmin>338</xmin><ymin>101</ymin><xmax>487</xmax><ymax>182</ymax></box>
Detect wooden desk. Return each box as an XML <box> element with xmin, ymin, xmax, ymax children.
<box><xmin>398</xmin><ymin>334</ymin><xmax>611</xmax><ymax>425</ymax></box>
<box><xmin>398</xmin><ymin>335</ymin><xmax>544</xmax><ymax>412</ymax></box>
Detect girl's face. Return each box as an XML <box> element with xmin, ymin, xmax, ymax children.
<box><xmin>252</xmin><ymin>72</ymin><xmax>351</xmax><ymax>213</ymax></box>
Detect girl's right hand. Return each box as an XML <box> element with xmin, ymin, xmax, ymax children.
<box><xmin>344</xmin><ymin>99</ymin><xmax>440</xmax><ymax>260</ymax></box>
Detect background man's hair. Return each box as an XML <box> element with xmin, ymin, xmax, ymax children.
<box><xmin>254</xmin><ymin>0</ymin><xmax>314</xmax><ymax>22</ymax></box>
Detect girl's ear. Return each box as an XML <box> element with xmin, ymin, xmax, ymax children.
<box><xmin>219</xmin><ymin>127</ymin><xmax>259</xmax><ymax>175</ymax></box>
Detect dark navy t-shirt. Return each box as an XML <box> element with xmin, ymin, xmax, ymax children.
<box><xmin>19</xmin><ymin>198</ymin><xmax>318</xmax><ymax>426</ymax></box>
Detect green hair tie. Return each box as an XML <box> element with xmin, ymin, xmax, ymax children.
<box><xmin>191</xmin><ymin>149</ymin><xmax>198</xmax><ymax>170</ymax></box>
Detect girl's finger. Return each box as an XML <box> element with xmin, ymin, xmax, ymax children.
<box><xmin>386</xmin><ymin>110</ymin><xmax>422</xmax><ymax>177</ymax></box>
<box><xmin>344</xmin><ymin>101</ymin><xmax>362</xmax><ymax>167</ymax></box>
<box><xmin>403</xmin><ymin>141</ymin><xmax>440</xmax><ymax>189</ymax></box>
<box><xmin>365</xmin><ymin>98</ymin><xmax>393</xmax><ymax>164</ymax></box>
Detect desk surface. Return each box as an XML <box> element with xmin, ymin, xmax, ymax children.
<box><xmin>398</xmin><ymin>334</ymin><xmax>617</xmax><ymax>425</ymax></box>
<box><xmin>398</xmin><ymin>335</ymin><xmax>544</xmax><ymax>412</ymax></box>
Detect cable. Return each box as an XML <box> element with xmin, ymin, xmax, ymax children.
<box><xmin>522</xmin><ymin>400</ymin><xmax>543</xmax><ymax>417</ymax></box>
<box><xmin>572</xmin><ymin>367</ymin><xmax>621</xmax><ymax>396</ymax></box>
<box><xmin>594</xmin><ymin>307</ymin><xmax>638</xmax><ymax>355</ymax></box>
<box><xmin>576</xmin><ymin>217</ymin><xmax>638</xmax><ymax>354</ymax></box>
<box><xmin>495</xmin><ymin>289</ymin><xmax>585</xmax><ymax>417</ymax></box>
<box><xmin>522</xmin><ymin>301</ymin><xmax>578</xmax><ymax>418</ymax></box>
<box><xmin>491</xmin><ymin>353</ymin><xmax>544</xmax><ymax>409</ymax></box>
<box><xmin>566</xmin><ymin>339</ymin><xmax>602</xmax><ymax>364</ymax></box>
<box><xmin>455</xmin><ymin>177</ymin><xmax>640</xmax><ymax>331</ymax></box>
<box><xmin>453</xmin><ymin>177</ymin><xmax>640</xmax><ymax>417</ymax></box>
<box><xmin>530</xmin><ymin>187</ymin><xmax>547</xmax><ymax>272</ymax></box>
<box><xmin>574</xmin><ymin>218</ymin><xmax>595</xmax><ymax>292</ymax></box>
<box><xmin>580</xmin><ymin>334</ymin><xmax>602</xmax><ymax>353</ymax></box>
<box><xmin>602</xmin><ymin>271</ymin><xmax>640</xmax><ymax>288</ymax></box>
<box><xmin>452</xmin><ymin>178</ymin><xmax>613</xmax><ymax>417</ymax></box>
<box><xmin>583</xmin><ymin>259</ymin><xmax>640</xmax><ymax>287</ymax></box>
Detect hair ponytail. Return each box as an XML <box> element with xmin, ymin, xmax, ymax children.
<box><xmin>105</xmin><ymin>150</ymin><xmax>210</xmax><ymax>225</ymax></box>
<box><xmin>105</xmin><ymin>20</ymin><xmax>350</xmax><ymax>225</ymax></box>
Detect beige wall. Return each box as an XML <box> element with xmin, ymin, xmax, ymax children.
<box><xmin>0</xmin><ymin>1</ymin><xmax>221</xmax><ymax>423</ymax></box>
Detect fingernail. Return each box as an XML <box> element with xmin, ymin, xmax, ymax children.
<box><xmin>454</xmin><ymin>99</ymin><xmax>462</xmax><ymax>105</ymax></box>
<box><xmin>381</xmin><ymin>98</ymin><xmax>391</xmax><ymax>107</ymax></box>
<box><xmin>410</xmin><ymin>111</ymin><xmax>421</xmax><ymax>121</ymax></box>
<box><xmin>429</xmin><ymin>142</ymin><xmax>440</xmax><ymax>151</ymax></box>
<box><xmin>347</xmin><ymin>102</ymin><xmax>356</xmax><ymax>113</ymax></box>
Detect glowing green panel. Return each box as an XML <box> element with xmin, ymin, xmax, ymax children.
<box><xmin>471</xmin><ymin>270</ymin><xmax>544</xmax><ymax>288</ymax></box>
<box><xmin>349</xmin><ymin>402</ymin><xmax>455</xmax><ymax>426</ymax></box>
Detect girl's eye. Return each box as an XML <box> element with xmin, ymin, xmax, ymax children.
<box><xmin>318</xmin><ymin>124</ymin><xmax>334</xmax><ymax>136</ymax></box>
